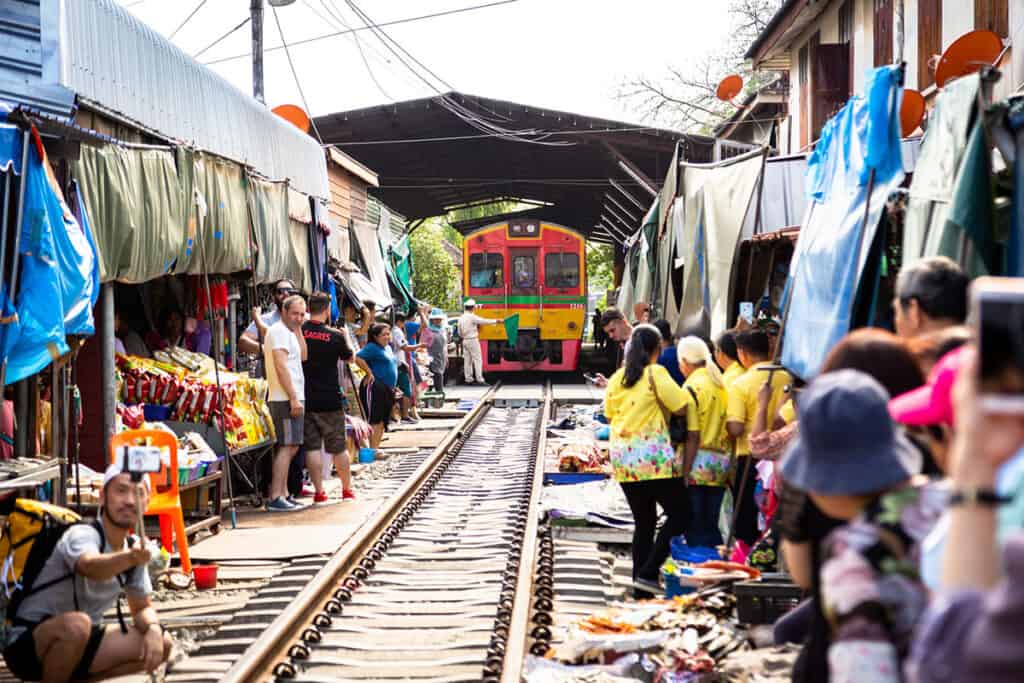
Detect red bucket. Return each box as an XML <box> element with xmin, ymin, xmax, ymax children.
<box><xmin>193</xmin><ymin>564</ymin><xmax>218</xmax><ymax>590</ymax></box>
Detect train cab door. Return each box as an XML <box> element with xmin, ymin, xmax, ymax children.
<box><xmin>509</xmin><ymin>248</ymin><xmax>539</xmax><ymax>321</ymax></box>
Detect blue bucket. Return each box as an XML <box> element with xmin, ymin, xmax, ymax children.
<box><xmin>358</xmin><ymin>448</ymin><xmax>376</xmax><ymax>464</ymax></box>
<box><xmin>670</xmin><ymin>536</ymin><xmax>721</xmax><ymax>564</ymax></box>
<box><xmin>663</xmin><ymin>570</ymin><xmax>696</xmax><ymax>598</ymax></box>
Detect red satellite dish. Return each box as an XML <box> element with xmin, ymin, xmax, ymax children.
<box><xmin>272</xmin><ymin>104</ymin><xmax>311</xmax><ymax>133</ymax></box>
<box><xmin>934</xmin><ymin>29</ymin><xmax>1003</xmax><ymax>88</ymax></box>
<box><xmin>716</xmin><ymin>74</ymin><xmax>744</xmax><ymax>102</ymax></box>
<box><xmin>900</xmin><ymin>89</ymin><xmax>925</xmax><ymax>137</ymax></box>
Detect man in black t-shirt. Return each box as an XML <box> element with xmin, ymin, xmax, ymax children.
<box><xmin>302</xmin><ymin>292</ymin><xmax>366</xmax><ymax>503</ymax></box>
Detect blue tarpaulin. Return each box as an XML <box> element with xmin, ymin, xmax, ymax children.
<box><xmin>0</xmin><ymin>124</ymin><xmax>100</xmax><ymax>384</ymax></box>
<box><xmin>781</xmin><ymin>65</ymin><xmax>906</xmax><ymax>379</ymax></box>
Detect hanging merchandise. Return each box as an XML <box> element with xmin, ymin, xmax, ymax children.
<box><xmin>782</xmin><ymin>64</ymin><xmax>906</xmax><ymax>380</ymax></box>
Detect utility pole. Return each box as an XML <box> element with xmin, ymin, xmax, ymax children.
<box><xmin>251</xmin><ymin>0</ymin><xmax>264</xmax><ymax>102</ymax></box>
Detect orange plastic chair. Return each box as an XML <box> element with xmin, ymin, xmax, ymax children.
<box><xmin>109</xmin><ymin>429</ymin><xmax>192</xmax><ymax>576</ymax></box>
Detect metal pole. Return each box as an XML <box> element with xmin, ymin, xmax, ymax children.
<box><xmin>100</xmin><ymin>283</ymin><xmax>116</xmax><ymax>458</ymax></box>
<box><xmin>251</xmin><ymin>0</ymin><xmax>265</xmax><ymax>103</ymax></box>
<box><xmin>894</xmin><ymin>0</ymin><xmax>904</xmax><ymax>65</ymax></box>
<box><xmin>228</xmin><ymin>296</ymin><xmax>238</xmax><ymax>370</ymax></box>
<box><xmin>214</xmin><ymin>317</ymin><xmax>225</xmax><ymax>366</ymax></box>
<box><xmin>52</xmin><ymin>363</ymin><xmax>65</xmax><ymax>506</ymax></box>
<box><xmin>14</xmin><ymin>380</ymin><xmax>27</xmax><ymax>459</ymax></box>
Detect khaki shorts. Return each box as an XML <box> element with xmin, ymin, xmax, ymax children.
<box><xmin>304</xmin><ymin>410</ymin><xmax>347</xmax><ymax>453</ymax></box>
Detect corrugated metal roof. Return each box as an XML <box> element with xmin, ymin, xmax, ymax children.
<box><xmin>57</xmin><ymin>0</ymin><xmax>328</xmax><ymax>199</ymax></box>
<box><xmin>0</xmin><ymin>0</ymin><xmax>76</xmax><ymax>118</ymax></box>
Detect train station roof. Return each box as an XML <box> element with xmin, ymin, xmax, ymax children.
<box><xmin>312</xmin><ymin>93</ymin><xmax>714</xmax><ymax>243</ymax></box>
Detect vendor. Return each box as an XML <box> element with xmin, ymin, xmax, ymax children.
<box><xmin>114</xmin><ymin>311</ymin><xmax>150</xmax><ymax>358</ymax></box>
<box><xmin>146</xmin><ymin>309</ymin><xmax>211</xmax><ymax>356</ymax></box>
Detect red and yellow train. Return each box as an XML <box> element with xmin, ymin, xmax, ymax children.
<box><xmin>463</xmin><ymin>219</ymin><xmax>587</xmax><ymax>372</ymax></box>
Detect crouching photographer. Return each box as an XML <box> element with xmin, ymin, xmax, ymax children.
<box><xmin>2</xmin><ymin>462</ymin><xmax>171</xmax><ymax>682</ymax></box>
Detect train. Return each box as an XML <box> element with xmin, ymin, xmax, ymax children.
<box><xmin>462</xmin><ymin>219</ymin><xmax>587</xmax><ymax>372</ymax></box>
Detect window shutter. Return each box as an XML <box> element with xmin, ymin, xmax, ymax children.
<box><xmin>874</xmin><ymin>0</ymin><xmax>893</xmax><ymax>66</ymax></box>
<box><xmin>918</xmin><ymin>0</ymin><xmax>942</xmax><ymax>89</ymax></box>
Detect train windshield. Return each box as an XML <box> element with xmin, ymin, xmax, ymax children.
<box><xmin>469</xmin><ymin>252</ymin><xmax>504</xmax><ymax>288</ymax></box>
<box><xmin>545</xmin><ymin>253</ymin><xmax>579</xmax><ymax>289</ymax></box>
<box><xmin>512</xmin><ymin>255</ymin><xmax>536</xmax><ymax>289</ymax></box>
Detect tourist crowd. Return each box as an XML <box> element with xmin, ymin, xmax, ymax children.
<box><xmin>599</xmin><ymin>256</ymin><xmax>1024</xmax><ymax>682</ymax></box>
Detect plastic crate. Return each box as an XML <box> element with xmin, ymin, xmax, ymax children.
<box><xmin>733</xmin><ymin>574</ymin><xmax>805</xmax><ymax>625</ymax></box>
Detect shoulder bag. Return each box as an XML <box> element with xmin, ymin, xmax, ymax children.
<box><xmin>648</xmin><ymin>367</ymin><xmax>688</xmax><ymax>446</ymax></box>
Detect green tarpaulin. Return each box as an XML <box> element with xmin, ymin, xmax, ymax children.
<box><xmin>247</xmin><ymin>176</ymin><xmax>304</xmax><ymax>285</ymax></box>
<box><xmin>178</xmin><ymin>152</ymin><xmax>251</xmax><ymax>275</ymax></box>
<box><xmin>74</xmin><ymin>144</ymin><xmax>186</xmax><ymax>283</ymax></box>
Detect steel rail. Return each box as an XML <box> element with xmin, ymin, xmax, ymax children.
<box><xmin>499</xmin><ymin>381</ymin><xmax>551</xmax><ymax>682</ymax></box>
<box><xmin>219</xmin><ymin>383</ymin><xmax>501</xmax><ymax>683</ymax></box>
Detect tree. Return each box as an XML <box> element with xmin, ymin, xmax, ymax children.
<box><xmin>410</xmin><ymin>220</ymin><xmax>460</xmax><ymax>310</ymax></box>
<box><xmin>618</xmin><ymin>0</ymin><xmax>783</xmax><ymax>133</ymax></box>
<box><xmin>587</xmin><ymin>243</ymin><xmax>615</xmax><ymax>298</ymax></box>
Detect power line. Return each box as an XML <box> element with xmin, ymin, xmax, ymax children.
<box><xmin>203</xmin><ymin>1</ymin><xmax>517</xmax><ymax>66</ymax></box>
<box><xmin>168</xmin><ymin>0</ymin><xmax>208</xmax><ymax>41</ymax></box>
<box><xmin>342</xmin><ymin>0</ymin><xmax>570</xmax><ymax>147</ymax></box>
<box><xmin>271</xmin><ymin>6</ymin><xmax>324</xmax><ymax>144</ymax></box>
<box><xmin>331</xmin><ymin>126</ymin><xmax>682</xmax><ymax>146</ymax></box>
<box><xmin>308</xmin><ymin>0</ymin><xmax>393</xmax><ymax>100</ymax></box>
<box><xmin>192</xmin><ymin>16</ymin><xmax>250</xmax><ymax>59</ymax></box>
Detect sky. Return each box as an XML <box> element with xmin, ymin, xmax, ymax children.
<box><xmin>117</xmin><ymin>0</ymin><xmax>734</xmax><ymax>127</ymax></box>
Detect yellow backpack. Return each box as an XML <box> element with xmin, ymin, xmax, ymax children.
<box><xmin>0</xmin><ymin>499</ymin><xmax>83</xmax><ymax>619</ymax></box>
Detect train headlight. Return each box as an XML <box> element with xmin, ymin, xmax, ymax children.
<box><xmin>568</xmin><ymin>322</ymin><xmax>577</xmax><ymax>330</ymax></box>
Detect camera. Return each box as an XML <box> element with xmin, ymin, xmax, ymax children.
<box><xmin>116</xmin><ymin>445</ymin><xmax>164</xmax><ymax>482</ymax></box>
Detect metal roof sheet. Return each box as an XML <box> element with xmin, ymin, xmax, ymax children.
<box><xmin>0</xmin><ymin>0</ymin><xmax>76</xmax><ymax>118</ymax></box>
<box><xmin>57</xmin><ymin>0</ymin><xmax>328</xmax><ymax>199</ymax></box>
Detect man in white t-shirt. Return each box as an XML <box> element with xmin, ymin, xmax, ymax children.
<box><xmin>458</xmin><ymin>299</ymin><xmax>499</xmax><ymax>385</ymax></box>
<box><xmin>263</xmin><ymin>295</ymin><xmax>308</xmax><ymax>512</ymax></box>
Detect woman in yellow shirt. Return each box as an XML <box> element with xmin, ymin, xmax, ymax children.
<box><xmin>604</xmin><ymin>324</ymin><xmax>690</xmax><ymax>595</ymax></box>
<box><xmin>677</xmin><ymin>337</ymin><xmax>731</xmax><ymax>548</ymax></box>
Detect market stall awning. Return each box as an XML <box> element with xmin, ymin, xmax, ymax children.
<box><xmin>312</xmin><ymin>93</ymin><xmax>714</xmax><ymax>241</ymax></box>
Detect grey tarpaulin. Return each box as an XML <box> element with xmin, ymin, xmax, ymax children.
<box><xmin>902</xmin><ymin>73</ymin><xmax>980</xmax><ymax>263</ymax></box>
<box><xmin>73</xmin><ymin>144</ymin><xmax>184</xmax><ymax>283</ymax></box>
<box><xmin>246</xmin><ymin>175</ymin><xmax>302</xmax><ymax>285</ymax></box>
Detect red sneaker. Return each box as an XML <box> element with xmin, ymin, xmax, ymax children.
<box><xmin>301</xmin><ymin>484</ymin><xmax>316</xmax><ymax>497</ymax></box>
<box><xmin>313</xmin><ymin>491</ymin><xmax>329</xmax><ymax>504</ymax></box>
<box><xmin>342</xmin><ymin>489</ymin><xmax>356</xmax><ymax>501</ymax></box>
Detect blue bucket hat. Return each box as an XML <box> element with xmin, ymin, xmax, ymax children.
<box><xmin>780</xmin><ymin>369</ymin><xmax>922</xmax><ymax>496</ymax></box>
<box><xmin>428</xmin><ymin>308</ymin><xmax>445</xmax><ymax>320</ymax></box>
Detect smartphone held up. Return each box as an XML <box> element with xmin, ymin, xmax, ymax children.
<box><xmin>972</xmin><ymin>277</ymin><xmax>1024</xmax><ymax>412</ymax></box>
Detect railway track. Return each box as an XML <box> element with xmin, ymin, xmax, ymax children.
<box><xmin>175</xmin><ymin>382</ymin><xmax>553</xmax><ymax>682</ymax></box>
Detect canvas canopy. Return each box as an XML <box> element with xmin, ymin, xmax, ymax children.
<box><xmin>781</xmin><ymin>65</ymin><xmax>906</xmax><ymax>380</ymax></box>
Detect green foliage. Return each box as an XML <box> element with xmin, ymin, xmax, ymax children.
<box><xmin>410</xmin><ymin>221</ymin><xmax>460</xmax><ymax>310</ymax></box>
<box><xmin>587</xmin><ymin>243</ymin><xmax>615</xmax><ymax>297</ymax></box>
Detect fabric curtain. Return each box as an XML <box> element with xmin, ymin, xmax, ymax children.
<box><xmin>74</xmin><ymin>144</ymin><xmax>184</xmax><ymax>283</ymax></box>
<box><xmin>246</xmin><ymin>175</ymin><xmax>300</xmax><ymax>285</ymax></box>
<box><xmin>178</xmin><ymin>152</ymin><xmax>250</xmax><ymax>276</ymax></box>
<box><xmin>1</xmin><ymin>129</ymin><xmax>100</xmax><ymax>384</ymax></box>
<box><xmin>902</xmin><ymin>74</ymin><xmax>980</xmax><ymax>263</ymax></box>
<box><xmin>782</xmin><ymin>65</ymin><xmax>906</xmax><ymax>380</ymax></box>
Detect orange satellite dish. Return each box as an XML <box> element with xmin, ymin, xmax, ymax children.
<box><xmin>900</xmin><ymin>89</ymin><xmax>925</xmax><ymax>137</ymax></box>
<box><xmin>934</xmin><ymin>29</ymin><xmax>1003</xmax><ymax>88</ymax></box>
<box><xmin>716</xmin><ymin>74</ymin><xmax>744</xmax><ymax>102</ymax></box>
<box><xmin>272</xmin><ymin>104</ymin><xmax>311</xmax><ymax>133</ymax></box>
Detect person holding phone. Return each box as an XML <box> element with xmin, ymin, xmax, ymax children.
<box><xmin>908</xmin><ymin>344</ymin><xmax>1024</xmax><ymax>683</ymax></box>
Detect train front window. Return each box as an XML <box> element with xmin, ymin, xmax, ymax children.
<box><xmin>512</xmin><ymin>256</ymin><xmax>536</xmax><ymax>289</ymax></box>
<box><xmin>469</xmin><ymin>253</ymin><xmax>503</xmax><ymax>289</ymax></box>
<box><xmin>545</xmin><ymin>253</ymin><xmax>579</xmax><ymax>289</ymax></box>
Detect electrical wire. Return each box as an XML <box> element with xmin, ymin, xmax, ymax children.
<box><xmin>305</xmin><ymin>0</ymin><xmax>393</xmax><ymax>100</ymax></box>
<box><xmin>271</xmin><ymin>6</ymin><xmax>324</xmax><ymax>144</ymax></box>
<box><xmin>331</xmin><ymin>126</ymin><xmax>683</xmax><ymax>146</ymax></box>
<box><xmin>168</xmin><ymin>0</ymin><xmax>208</xmax><ymax>41</ymax></box>
<box><xmin>203</xmin><ymin>1</ymin><xmax>517</xmax><ymax>66</ymax></box>
<box><xmin>192</xmin><ymin>16</ymin><xmax>250</xmax><ymax>59</ymax></box>
<box><xmin>342</xmin><ymin>0</ymin><xmax>570</xmax><ymax>147</ymax></box>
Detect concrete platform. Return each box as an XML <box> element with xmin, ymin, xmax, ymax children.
<box><xmin>552</xmin><ymin>383</ymin><xmax>604</xmax><ymax>404</ymax></box>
